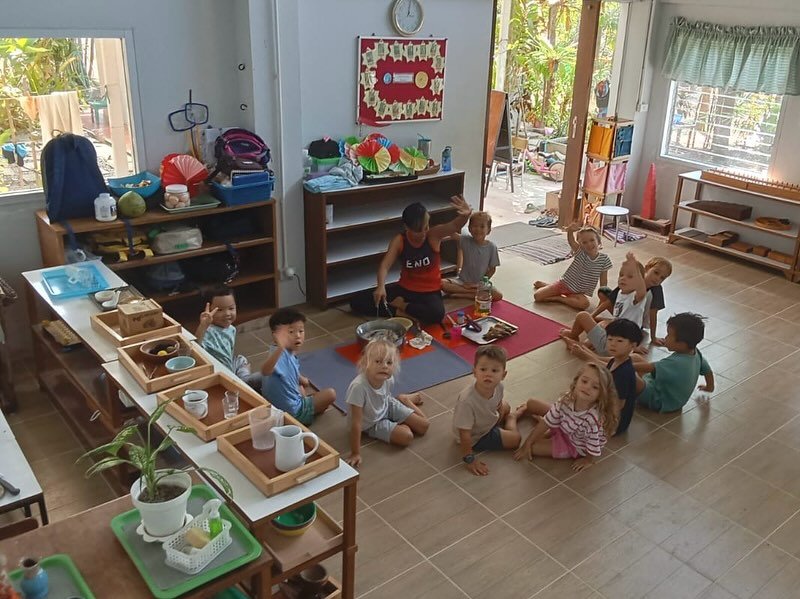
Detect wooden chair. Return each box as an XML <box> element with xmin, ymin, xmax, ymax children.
<box><xmin>0</xmin><ymin>517</ymin><xmax>39</xmax><ymax>541</ymax></box>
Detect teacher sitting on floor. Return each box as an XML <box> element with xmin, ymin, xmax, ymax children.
<box><xmin>350</xmin><ymin>195</ymin><xmax>472</xmax><ymax>324</ymax></box>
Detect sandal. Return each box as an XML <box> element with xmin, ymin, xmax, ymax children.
<box><xmin>523</xmin><ymin>203</ymin><xmax>538</xmax><ymax>214</ymax></box>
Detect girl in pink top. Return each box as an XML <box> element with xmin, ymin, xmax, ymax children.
<box><xmin>514</xmin><ymin>363</ymin><xmax>618</xmax><ymax>471</ymax></box>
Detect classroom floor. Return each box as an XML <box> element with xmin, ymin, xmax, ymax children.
<box><xmin>5</xmin><ymin>234</ymin><xmax>800</xmax><ymax>598</ymax></box>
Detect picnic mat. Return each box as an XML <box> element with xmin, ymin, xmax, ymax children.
<box><xmin>300</xmin><ymin>338</ymin><xmax>472</xmax><ymax>414</ymax></box>
<box><xmin>491</xmin><ymin>222</ymin><xmax>559</xmax><ymax>249</ymax></box>
<box><xmin>422</xmin><ymin>300</ymin><xmax>565</xmax><ymax>364</ymax></box>
<box><xmin>501</xmin><ymin>235</ymin><xmax>573</xmax><ymax>265</ymax></box>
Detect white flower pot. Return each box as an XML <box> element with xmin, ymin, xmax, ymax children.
<box><xmin>130</xmin><ymin>470</ymin><xmax>191</xmax><ymax>537</ymax></box>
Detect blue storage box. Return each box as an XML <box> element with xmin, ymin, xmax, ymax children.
<box><xmin>211</xmin><ymin>172</ymin><xmax>275</xmax><ymax>206</ymax></box>
<box><xmin>108</xmin><ymin>171</ymin><xmax>161</xmax><ymax>198</ymax></box>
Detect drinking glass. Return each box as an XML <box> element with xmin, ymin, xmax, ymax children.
<box><xmin>249</xmin><ymin>406</ymin><xmax>274</xmax><ymax>450</ymax></box>
<box><xmin>222</xmin><ymin>390</ymin><xmax>239</xmax><ymax>419</ymax></box>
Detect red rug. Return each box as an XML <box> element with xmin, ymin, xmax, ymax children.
<box><xmin>423</xmin><ymin>300</ymin><xmax>565</xmax><ymax>364</ymax></box>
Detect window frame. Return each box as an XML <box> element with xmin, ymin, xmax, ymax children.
<box><xmin>0</xmin><ymin>28</ymin><xmax>145</xmax><ymax>203</ymax></box>
<box><xmin>660</xmin><ymin>79</ymin><xmax>786</xmax><ymax>177</ymax></box>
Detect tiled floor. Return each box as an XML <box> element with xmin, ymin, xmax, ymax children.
<box><xmin>5</xmin><ymin>233</ymin><xmax>800</xmax><ymax>598</ymax></box>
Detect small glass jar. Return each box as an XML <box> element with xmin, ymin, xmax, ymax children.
<box><xmin>456</xmin><ymin>311</ymin><xmax>466</xmax><ymax>325</ymax></box>
<box><xmin>164</xmin><ymin>183</ymin><xmax>190</xmax><ymax>209</ymax></box>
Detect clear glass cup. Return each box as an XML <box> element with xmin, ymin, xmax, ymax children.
<box><xmin>222</xmin><ymin>390</ymin><xmax>239</xmax><ymax>419</ymax></box>
<box><xmin>249</xmin><ymin>405</ymin><xmax>283</xmax><ymax>450</ymax></box>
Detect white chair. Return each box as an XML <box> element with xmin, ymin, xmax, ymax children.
<box><xmin>595</xmin><ymin>205</ymin><xmax>630</xmax><ymax>247</ymax></box>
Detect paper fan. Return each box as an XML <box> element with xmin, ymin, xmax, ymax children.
<box><xmin>400</xmin><ymin>147</ymin><xmax>428</xmax><ymax>171</ymax></box>
<box><xmin>356</xmin><ymin>140</ymin><xmax>391</xmax><ymax>173</ymax></box>
<box><xmin>161</xmin><ymin>153</ymin><xmax>208</xmax><ymax>187</ymax></box>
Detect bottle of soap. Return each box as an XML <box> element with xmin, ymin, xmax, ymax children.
<box><xmin>206</xmin><ymin>499</ymin><xmax>224</xmax><ymax>539</ymax></box>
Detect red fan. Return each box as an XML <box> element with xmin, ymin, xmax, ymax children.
<box><xmin>160</xmin><ymin>153</ymin><xmax>208</xmax><ymax>196</ymax></box>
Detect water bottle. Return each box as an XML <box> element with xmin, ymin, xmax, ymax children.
<box><xmin>474</xmin><ymin>276</ymin><xmax>492</xmax><ymax>317</ymax></box>
<box><xmin>94</xmin><ymin>192</ymin><xmax>117</xmax><ymax>222</ymax></box>
<box><xmin>302</xmin><ymin>149</ymin><xmax>312</xmax><ymax>178</ymax></box>
<box><xmin>442</xmin><ymin>146</ymin><xmax>452</xmax><ymax>172</ymax></box>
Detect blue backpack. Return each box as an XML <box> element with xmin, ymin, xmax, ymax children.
<box><xmin>41</xmin><ymin>133</ymin><xmax>108</xmax><ymax>222</ymax></box>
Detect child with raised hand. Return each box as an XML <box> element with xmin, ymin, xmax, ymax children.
<box><xmin>534</xmin><ymin>223</ymin><xmax>612</xmax><ymax>310</ymax></box>
<box><xmin>636</xmin><ymin>312</ymin><xmax>714</xmax><ymax>413</ymax></box>
<box><xmin>195</xmin><ymin>287</ymin><xmax>252</xmax><ymax>380</ymax></box>
<box><xmin>514</xmin><ymin>363</ymin><xmax>618</xmax><ymax>471</ymax></box>
<box><xmin>345</xmin><ymin>338</ymin><xmax>429</xmax><ymax>468</ymax></box>
<box><xmin>560</xmin><ymin>252</ymin><xmax>647</xmax><ymax>356</ymax></box>
<box><xmin>453</xmin><ymin>346</ymin><xmax>522</xmax><ymax>476</ymax></box>
<box><xmin>441</xmin><ymin>211</ymin><xmax>503</xmax><ymax>301</ymax></box>
<box><xmin>567</xmin><ymin>318</ymin><xmax>642</xmax><ymax>436</ymax></box>
<box><xmin>261</xmin><ymin>308</ymin><xmax>336</xmax><ymax>425</ymax></box>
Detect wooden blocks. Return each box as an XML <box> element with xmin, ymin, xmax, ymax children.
<box><xmin>729</xmin><ymin>241</ymin><xmax>753</xmax><ymax>253</ymax></box>
<box><xmin>768</xmin><ymin>250</ymin><xmax>794</xmax><ymax>265</ymax></box>
<box><xmin>752</xmin><ymin>246</ymin><xmax>770</xmax><ymax>257</ymax></box>
<box><xmin>706</xmin><ymin>231</ymin><xmax>738</xmax><ymax>247</ymax></box>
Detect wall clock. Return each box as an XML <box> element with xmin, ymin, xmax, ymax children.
<box><xmin>392</xmin><ymin>0</ymin><xmax>424</xmax><ymax>37</ymax></box>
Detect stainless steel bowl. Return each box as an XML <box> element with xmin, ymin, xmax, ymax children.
<box><xmin>355</xmin><ymin>319</ymin><xmax>407</xmax><ymax>348</ymax></box>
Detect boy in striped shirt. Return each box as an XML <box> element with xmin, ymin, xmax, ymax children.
<box><xmin>534</xmin><ymin>223</ymin><xmax>612</xmax><ymax>310</ymax></box>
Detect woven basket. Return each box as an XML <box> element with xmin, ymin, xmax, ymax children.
<box><xmin>416</xmin><ymin>163</ymin><xmax>441</xmax><ymax>176</ymax></box>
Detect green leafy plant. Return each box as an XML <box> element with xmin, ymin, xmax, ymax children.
<box><xmin>78</xmin><ymin>398</ymin><xmax>232</xmax><ymax>502</ymax></box>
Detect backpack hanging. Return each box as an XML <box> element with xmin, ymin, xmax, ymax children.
<box><xmin>41</xmin><ymin>133</ymin><xmax>108</xmax><ymax>221</ymax></box>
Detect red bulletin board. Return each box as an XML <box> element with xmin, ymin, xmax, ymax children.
<box><xmin>357</xmin><ymin>36</ymin><xmax>447</xmax><ymax>124</ymax></box>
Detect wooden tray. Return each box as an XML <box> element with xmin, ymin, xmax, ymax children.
<box><xmin>156</xmin><ymin>373</ymin><xmax>268</xmax><ymax>441</ymax></box>
<box><xmin>261</xmin><ymin>505</ymin><xmax>342</xmax><ymax>572</ymax></box>
<box><xmin>91</xmin><ymin>305</ymin><xmax>181</xmax><ymax>347</ymax></box>
<box><xmin>217</xmin><ymin>415</ymin><xmax>339</xmax><ymax>497</ymax></box>
<box><xmin>117</xmin><ymin>334</ymin><xmax>213</xmax><ymax>393</ymax></box>
<box><xmin>461</xmin><ymin>316</ymin><xmax>518</xmax><ymax>345</ymax></box>
<box><xmin>755</xmin><ymin>217</ymin><xmax>792</xmax><ymax>231</ymax></box>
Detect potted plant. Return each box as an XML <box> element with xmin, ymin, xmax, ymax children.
<box><xmin>79</xmin><ymin>399</ymin><xmax>232</xmax><ymax>537</ymax></box>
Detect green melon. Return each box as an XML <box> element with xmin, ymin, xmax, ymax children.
<box><xmin>118</xmin><ymin>191</ymin><xmax>146</xmax><ymax>218</ymax></box>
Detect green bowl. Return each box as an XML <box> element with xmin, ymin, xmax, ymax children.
<box><xmin>271</xmin><ymin>502</ymin><xmax>316</xmax><ymax>534</ymax></box>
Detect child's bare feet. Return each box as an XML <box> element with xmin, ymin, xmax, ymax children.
<box><xmin>533</xmin><ymin>280</ymin><xmax>547</xmax><ymax>289</ymax></box>
<box><xmin>513</xmin><ymin>404</ymin><xmax>528</xmax><ymax>419</ymax></box>
<box><xmin>399</xmin><ymin>392</ymin><xmax>424</xmax><ymax>406</ymax></box>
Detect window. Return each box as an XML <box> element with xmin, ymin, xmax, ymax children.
<box><xmin>0</xmin><ymin>37</ymin><xmax>136</xmax><ymax>196</ymax></box>
<box><xmin>662</xmin><ymin>81</ymin><xmax>783</xmax><ymax>175</ymax></box>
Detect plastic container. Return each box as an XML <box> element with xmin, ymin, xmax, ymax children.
<box><xmin>302</xmin><ymin>149</ymin><xmax>312</xmax><ymax>177</ymax></box>
<box><xmin>108</xmin><ymin>171</ymin><xmax>162</xmax><ymax>198</ymax></box>
<box><xmin>210</xmin><ymin>173</ymin><xmax>275</xmax><ymax>206</ymax></box>
<box><xmin>311</xmin><ymin>156</ymin><xmax>340</xmax><ymax>173</ymax></box>
<box><xmin>164</xmin><ymin>184</ymin><xmax>190</xmax><ymax>209</ymax></box>
<box><xmin>94</xmin><ymin>192</ymin><xmax>117</xmax><ymax>222</ymax></box>
<box><xmin>163</xmin><ymin>499</ymin><xmax>233</xmax><ymax>575</ymax></box>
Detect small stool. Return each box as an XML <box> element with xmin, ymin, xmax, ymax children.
<box><xmin>595</xmin><ymin>205</ymin><xmax>630</xmax><ymax>247</ymax></box>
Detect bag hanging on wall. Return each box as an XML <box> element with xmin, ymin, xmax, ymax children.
<box><xmin>583</xmin><ymin>158</ymin><xmax>609</xmax><ymax>195</ymax></box>
<box><xmin>605</xmin><ymin>162</ymin><xmax>628</xmax><ymax>194</ymax></box>
<box><xmin>41</xmin><ymin>133</ymin><xmax>108</xmax><ymax>221</ymax></box>
<box><xmin>613</xmin><ymin>125</ymin><xmax>633</xmax><ymax>157</ymax></box>
<box><xmin>586</xmin><ymin>124</ymin><xmax>613</xmax><ymax>159</ymax></box>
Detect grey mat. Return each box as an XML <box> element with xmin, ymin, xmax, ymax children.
<box><xmin>491</xmin><ymin>222</ymin><xmax>558</xmax><ymax>248</ymax></box>
<box><xmin>501</xmin><ymin>236</ymin><xmax>574</xmax><ymax>265</ymax></box>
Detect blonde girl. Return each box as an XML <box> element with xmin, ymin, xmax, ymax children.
<box><xmin>514</xmin><ymin>363</ymin><xmax>619</xmax><ymax>471</ymax></box>
<box><xmin>345</xmin><ymin>338</ymin><xmax>429</xmax><ymax>467</ymax></box>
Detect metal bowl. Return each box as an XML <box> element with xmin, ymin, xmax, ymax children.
<box><xmin>355</xmin><ymin>319</ymin><xmax>407</xmax><ymax>348</ymax></box>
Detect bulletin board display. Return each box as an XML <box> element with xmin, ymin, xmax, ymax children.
<box><xmin>357</xmin><ymin>36</ymin><xmax>447</xmax><ymax>124</ymax></box>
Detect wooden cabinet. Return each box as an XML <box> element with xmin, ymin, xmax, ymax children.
<box><xmin>581</xmin><ymin>117</ymin><xmax>633</xmax><ymax>223</ymax></box>
<box><xmin>303</xmin><ymin>171</ymin><xmax>464</xmax><ymax>308</ymax></box>
<box><xmin>35</xmin><ymin>200</ymin><xmax>278</xmax><ymax>328</ymax></box>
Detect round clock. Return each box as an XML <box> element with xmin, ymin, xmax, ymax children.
<box><xmin>392</xmin><ymin>0</ymin><xmax>424</xmax><ymax>37</ymax></box>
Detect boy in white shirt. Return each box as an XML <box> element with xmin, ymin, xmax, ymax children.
<box><xmin>559</xmin><ymin>252</ymin><xmax>647</xmax><ymax>356</ymax></box>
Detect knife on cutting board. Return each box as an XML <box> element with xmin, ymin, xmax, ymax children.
<box><xmin>0</xmin><ymin>473</ymin><xmax>20</xmax><ymax>495</ymax></box>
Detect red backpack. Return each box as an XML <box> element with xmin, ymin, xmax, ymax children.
<box><xmin>208</xmin><ymin>128</ymin><xmax>271</xmax><ymax>179</ymax></box>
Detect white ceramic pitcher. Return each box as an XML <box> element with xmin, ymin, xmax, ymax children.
<box><xmin>272</xmin><ymin>425</ymin><xmax>319</xmax><ymax>472</ymax></box>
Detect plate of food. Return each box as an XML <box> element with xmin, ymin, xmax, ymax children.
<box><xmin>461</xmin><ymin>316</ymin><xmax>518</xmax><ymax>345</ymax></box>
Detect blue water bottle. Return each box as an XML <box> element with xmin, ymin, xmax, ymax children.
<box><xmin>442</xmin><ymin>146</ymin><xmax>452</xmax><ymax>172</ymax></box>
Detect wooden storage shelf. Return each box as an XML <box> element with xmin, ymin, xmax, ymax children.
<box><xmin>277</xmin><ymin>576</ymin><xmax>342</xmax><ymax>599</ymax></box>
<box><xmin>669</xmin><ymin>171</ymin><xmax>800</xmax><ymax>281</ymax></box>
<box><xmin>305</xmin><ymin>170</ymin><xmax>465</xmax><ymax>308</ymax></box>
<box><xmin>261</xmin><ymin>505</ymin><xmax>343</xmax><ymax>573</ymax></box>
<box><xmin>108</xmin><ymin>236</ymin><xmax>274</xmax><ymax>271</ymax></box>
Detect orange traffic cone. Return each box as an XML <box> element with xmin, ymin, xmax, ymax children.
<box><xmin>641</xmin><ymin>163</ymin><xmax>656</xmax><ymax>219</ymax></box>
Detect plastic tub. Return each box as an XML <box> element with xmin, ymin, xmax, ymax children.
<box><xmin>211</xmin><ymin>173</ymin><xmax>275</xmax><ymax>206</ymax></box>
<box><xmin>311</xmin><ymin>156</ymin><xmax>340</xmax><ymax>173</ymax></box>
<box><xmin>108</xmin><ymin>171</ymin><xmax>162</xmax><ymax>198</ymax></box>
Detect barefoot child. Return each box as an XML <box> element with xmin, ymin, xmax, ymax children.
<box><xmin>195</xmin><ymin>287</ymin><xmax>253</xmax><ymax>380</ymax></box>
<box><xmin>534</xmin><ymin>224</ymin><xmax>612</xmax><ymax>310</ymax></box>
<box><xmin>261</xmin><ymin>308</ymin><xmax>336</xmax><ymax>425</ymax></box>
<box><xmin>453</xmin><ymin>346</ymin><xmax>522</xmax><ymax>476</ymax></box>
<box><xmin>560</xmin><ymin>252</ymin><xmax>647</xmax><ymax>356</ymax></box>
<box><xmin>345</xmin><ymin>338</ymin><xmax>429</xmax><ymax>467</ymax></box>
<box><xmin>514</xmin><ymin>363</ymin><xmax>618</xmax><ymax>471</ymax></box>
<box><xmin>441</xmin><ymin>211</ymin><xmax>503</xmax><ymax>301</ymax></box>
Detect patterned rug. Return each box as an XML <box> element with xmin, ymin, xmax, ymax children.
<box><xmin>501</xmin><ymin>235</ymin><xmax>573</xmax><ymax>265</ymax></box>
<box><xmin>602</xmin><ymin>227</ymin><xmax>648</xmax><ymax>244</ymax></box>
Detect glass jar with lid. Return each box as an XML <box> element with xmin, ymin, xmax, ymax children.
<box><xmin>164</xmin><ymin>184</ymin><xmax>190</xmax><ymax>209</ymax></box>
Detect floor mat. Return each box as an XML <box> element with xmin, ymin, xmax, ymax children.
<box><xmin>501</xmin><ymin>236</ymin><xmax>573</xmax><ymax>265</ymax></box>
<box><xmin>491</xmin><ymin>222</ymin><xmax>559</xmax><ymax>249</ymax></box>
<box><xmin>602</xmin><ymin>227</ymin><xmax>647</xmax><ymax>244</ymax></box>
<box><xmin>299</xmin><ymin>340</ymin><xmax>472</xmax><ymax>414</ymax></box>
<box><xmin>422</xmin><ymin>300</ymin><xmax>565</xmax><ymax>364</ymax></box>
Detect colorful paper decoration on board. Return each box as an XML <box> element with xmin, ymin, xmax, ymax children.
<box><xmin>357</xmin><ymin>36</ymin><xmax>447</xmax><ymax>124</ymax></box>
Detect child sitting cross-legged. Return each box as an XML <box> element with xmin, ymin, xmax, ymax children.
<box><xmin>196</xmin><ymin>287</ymin><xmax>254</xmax><ymax>382</ymax></box>
<box><xmin>533</xmin><ymin>223</ymin><xmax>612</xmax><ymax>310</ymax></box>
<box><xmin>441</xmin><ymin>211</ymin><xmax>503</xmax><ymax>301</ymax></box>
<box><xmin>560</xmin><ymin>252</ymin><xmax>647</xmax><ymax>357</ymax></box>
<box><xmin>514</xmin><ymin>363</ymin><xmax>619</xmax><ymax>471</ymax></box>
<box><xmin>636</xmin><ymin>312</ymin><xmax>715</xmax><ymax>413</ymax></box>
<box><xmin>566</xmin><ymin>318</ymin><xmax>642</xmax><ymax>436</ymax></box>
<box><xmin>261</xmin><ymin>308</ymin><xmax>336</xmax><ymax>425</ymax></box>
<box><xmin>453</xmin><ymin>346</ymin><xmax>522</xmax><ymax>476</ymax></box>
<box><xmin>345</xmin><ymin>337</ymin><xmax>429</xmax><ymax>468</ymax></box>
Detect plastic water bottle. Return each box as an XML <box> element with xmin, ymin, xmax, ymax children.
<box><xmin>302</xmin><ymin>149</ymin><xmax>312</xmax><ymax>178</ymax></box>
<box><xmin>442</xmin><ymin>146</ymin><xmax>452</xmax><ymax>172</ymax></box>
<box><xmin>474</xmin><ymin>276</ymin><xmax>492</xmax><ymax>317</ymax></box>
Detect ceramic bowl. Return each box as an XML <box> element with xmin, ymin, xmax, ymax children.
<box><xmin>270</xmin><ymin>502</ymin><xmax>317</xmax><ymax>536</ymax></box>
<box><xmin>165</xmin><ymin>356</ymin><xmax>196</xmax><ymax>372</ymax></box>
<box><xmin>139</xmin><ymin>339</ymin><xmax>179</xmax><ymax>363</ymax></box>
<box><xmin>94</xmin><ymin>290</ymin><xmax>115</xmax><ymax>302</ymax></box>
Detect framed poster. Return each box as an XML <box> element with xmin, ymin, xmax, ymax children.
<box><xmin>357</xmin><ymin>36</ymin><xmax>447</xmax><ymax>125</ymax></box>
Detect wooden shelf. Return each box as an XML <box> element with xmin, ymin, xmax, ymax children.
<box><xmin>149</xmin><ymin>271</ymin><xmax>276</xmax><ymax>305</ymax></box>
<box><xmin>327</xmin><ymin>195</ymin><xmax>455</xmax><ymax>233</ymax></box>
<box><xmin>109</xmin><ymin>236</ymin><xmax>274</xmax><ymax>271</ymax></box>
<box><xmin>679</xmin><ymin>170</ymin><xmax>800</xmax><ymax>207</ymax></box>
<box><xmin>262</xmin><ymin>505</ymin><xmax>343</xmax><ymax>573</ymax></box>
<box><xmin>671</xmin><ymin>228</ymin><xmax>794</xmax><ymax>273</ymax></box>
<box><xmin>678</xmin><ymin>202</ymin><xmax>799</xmax><ymax>239</ymax></box>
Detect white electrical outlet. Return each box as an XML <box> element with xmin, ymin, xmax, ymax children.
<box><xmin>281</xmin><ymin>266</ymin><xmax>296</xmax><ymax>280</ymax></box>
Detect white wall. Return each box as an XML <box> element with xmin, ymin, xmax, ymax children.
<box><xmin>624</xmin><ymin>0</ymin><xmax>800</xmax><ymax>239</ymax></box>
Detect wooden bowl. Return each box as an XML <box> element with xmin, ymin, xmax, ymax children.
<box><xmin>755</xmin><ymin>217</ymin><xmax>791</xmax><ymax>231</ymax></box>
<box><xmin>139</xmin><ymin>339</ymin><xmax>180</xmax><ymax>364</ymax></box>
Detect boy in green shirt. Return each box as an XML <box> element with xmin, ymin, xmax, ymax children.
<box><xmin>635</xmin><ymin>312</ymin><xmax>714</xmax><ymax>412</ymax></box>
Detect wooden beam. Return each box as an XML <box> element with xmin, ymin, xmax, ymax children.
<box><xmin>559</xmin><ymin>0</ymin><xmax>602</xmax><ymax>225</ymax></box>
<box><xmin>480</xmin><ymin>0</ymin><xmax>501</xmax><ymax>207</ymax></box>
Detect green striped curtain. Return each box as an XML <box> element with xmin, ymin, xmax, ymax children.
<box><xmin>662</xmin><ymin>17</ymin><xmax>800</xmax><ymax>96</ymax></box>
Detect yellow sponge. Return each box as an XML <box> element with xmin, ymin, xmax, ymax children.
<box><xmin>184</xmin><ymin>527</ymin><xmax>210</xmax><ymax>549</ymax></box>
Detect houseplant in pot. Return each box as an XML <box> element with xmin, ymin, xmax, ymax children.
<box><xmin>79</xmin><ymin>398</ymin><xmax>232</xmax><ymax>537</ymax></box>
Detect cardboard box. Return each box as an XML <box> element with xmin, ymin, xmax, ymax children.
<box><xmin>118</xmin><ymin>299</ymin><xmax>164</xmax><ymax>336</ymax></box>
<box><xmin>545</xmin><ymin>190</ymin><xmax>561</xmax><ymax>213</ymax></box>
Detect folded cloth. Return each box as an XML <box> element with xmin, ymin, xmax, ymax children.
<box><xmin>329</xmin><ymin>162</ymin><xmax>363</xmax><ymax>186</ymax></box>
<box><xmin>303</xmin><ymin>175</ymin><xmax>353</xmax><ymax>193</ymax></box>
